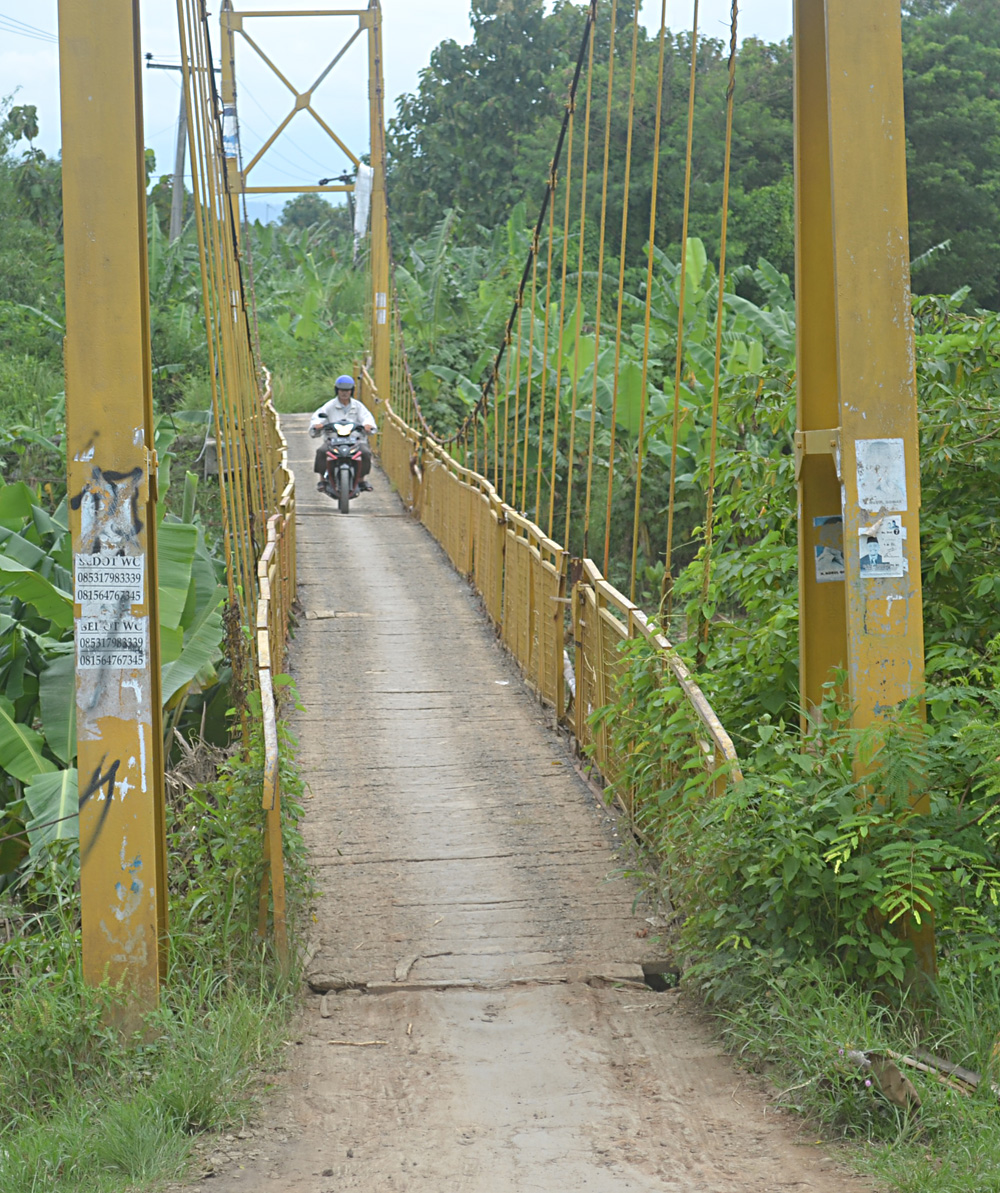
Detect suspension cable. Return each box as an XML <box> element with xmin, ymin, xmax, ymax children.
<box><xmin>511</xmin><ymin>298</ymin><xmax>525</xmax><ymax>506</ymax></box>
<box><xmin>602</xmin><ymin>1</ymin><xmax>641</xmax><ymax>577</ymax></box>
<box><xmin>484</xmin><ymin>365</ymin><xmax>491</xmax><ymax>482</ymax></box>
<box><xmin>535</xmin><ymin>172</ymin><xmax>558</xmax><ymax>526</ymax></box>
<box><xmin>630</xmin><ymin>0</ymin><xmax>669</xmax><ymax>603</ymax></box>
<box><xmin>520</xmin><ymin>242</ymin><xmax>540</xmax><ymax>511</ymax></box>
<box><xmin>698</xmin><ymin>0</ymin><xmax>740</xmax><ymax>663</ymax></box>
<box><xmin>404</xmin><ymin>4</ymin><xmax>595</xmax><ymax>452</ymax></box>
<box><xmin>548</xmin><ymin>91</ymin><xmax>576</xmax><ymax>539</ymax></box>
<box><xmin>492</xmin><ymin>363</ymin><xmax>500</xmax><ymax>490</ymax></box>
<box><xmin>563</xmin><ymin>13</ymin><xmax>597</xmax><ymax>548</ymax></box>
<box><xmin>662</xmin><ymin>0</ymin><xmax>700</xmax><ymax>613</ymax></box>
<box><xmin>582</xmin><ymin>0</ymin><xmax>618</xmax><ymax>560</ymax></box>
<box><xmin>501</xmin><ymin>329</ymin><xmax>513</xmax><ymax>502</ymax></box>
<box><xmin>177</xmin><ymin>2</ymin><xmax>232</xmax><ymax>606</ymax></box>
<box><xmin>179</xmin><ymin>0</ymin><xmax>246</xmax><ymax>611</ymax></box>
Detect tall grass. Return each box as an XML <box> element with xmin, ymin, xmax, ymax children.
<box><xmin>0</xmin><ymin>713</ymin><xmax>310</xmax><ymax>1192</ymax></box>
<box><xmin>675</xmin><ymin>945</ymin><xmax>1000</xmax><ymax>1190</ymax></box>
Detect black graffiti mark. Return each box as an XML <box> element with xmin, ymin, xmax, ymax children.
<box><xmin>70</xmin><ymin>466</ymin><xmax>144</xmax><ymax>554</ymax></box>
<box><xmin>78</xmin><ymin>756</ymin><xmax>122</xmax><ymax>865</ymax></box>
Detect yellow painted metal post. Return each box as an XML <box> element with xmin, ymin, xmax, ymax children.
<box><xmin>796</xmin><ymin>0</ymin><xmax>933</xmax><ymax>974</ymax></box>
<box><xmin>793</xmin><ymin>0</ymin><xmax>846</xmax><ymax>724</ymax></box>
<box><xmin>59</xmin><ymin>0</ymin><xmax>167</xmax><ymax>1017</ymax></box>
<box><xmin>368</xmin><ymin>1</ymin><xmax>391</xmax><ymax>402</ymax></box>
<box><xmin>826</xmin><ymin>5</ymin><xmax>928</xmax><ymax>724</ymax></box>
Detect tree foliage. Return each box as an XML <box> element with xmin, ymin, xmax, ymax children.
<box><xmin>280</xmin><ymin>192</ymin><xmax>339</xmax><ymax>232</ymax></box>
<box><xmin>388</xmin><ymin>0</ymin><xmax>588</xmax><ymax>239</ymax></box>
<box><xmin>902</xmin><ymin>0</ymin><xmax>1000</xmax><ymax>306</ymax></box>
<box><xmin>389</xmin><ymin>0</ymin><xmax>1000</xmax><ymax>306</ymax></box>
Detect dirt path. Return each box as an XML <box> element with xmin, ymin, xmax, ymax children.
<box><xmin>175</xmin><ymin>415</ymin><xmax>876</xmax><ymax>1192</ymax></box>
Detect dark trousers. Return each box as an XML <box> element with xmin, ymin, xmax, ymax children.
<box><xmin>314</xmin><ymin>444</ymin><xmax>371</xmax><ymax>478</ymax></box>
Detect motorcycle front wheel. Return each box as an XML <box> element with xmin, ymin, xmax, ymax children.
<box><xmin>338</xmin><ymin>463</ymin><xmax>352</xmax><ymax>514</ymax></box>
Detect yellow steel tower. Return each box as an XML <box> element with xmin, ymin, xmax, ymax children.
<box><xmin>59</xmin><ymin>0</ymin><xmax>168</xmax><ymax>1021</ymax></box>
<box><xmin>794</xmin><ymin>1</ymin><xmax>933</xmax><ymax>972</ymax></box>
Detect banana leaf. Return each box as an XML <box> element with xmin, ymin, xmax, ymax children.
<box><xmin>190</xmin><ymin>525</ymin><xmax>225</xmax><ymax>623</ymax></box>
<box><xmin>0</xmin><ymin>694</ymin><xmax>56</xmax><ymax>783</ymax></box>
<box><xmin>38</xmin><ymin>654</ymin><xmax>77</xmax><ymax>766</ymax></box>
<box><xmin>157</xmin><ymin>520</ymin><xmax>198</xmax><ymax>631</ymax></box>
<box><xmin>0</xmin><ymin>482</ymin><xmax>36</xmax><ymax>531</ymax></box>
<box><xmin>160</xmin><ymin>624</ymin><xmax>184</xmax><ymax>666</ymax></box>
<box><xmin>24</xmin><ymin>768</ymin><xmax>78</xmax><ymax>854</ymax></box>
<box><xmin>30</xmin><ymin>502</ymin><xmax>66</xmax><ymax>542</ymax></box>
<box><xmin>161</xmin><ymin>585</ymin><xmax>225</xmax><ymax>704</ymax></box>
<box><xmin>0</xmin><ymin>525</ymin><xmax>47</xmax><ymax>570</ymax></box>
<box><xmin>0</xmin><ymin>553</ymin><xmax>73</xmax><ymax>629</ymax></box>
<box><xmin>612</xmin><ymin>358</ymin><xmax>646</xmax><ymax>436</ymax></box>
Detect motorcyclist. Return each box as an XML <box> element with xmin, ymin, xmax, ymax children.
<box><xmin>310</xmin><ymin>375</ymin><xmax>377</xmax><ymax>491</ymax></box>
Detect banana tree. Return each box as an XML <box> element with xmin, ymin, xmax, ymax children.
<box><xmin>0</xmin><ymin>473</ymin><xmax>226</xmax><ymax>873</ymax></box>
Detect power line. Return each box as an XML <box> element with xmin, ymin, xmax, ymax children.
<box><xmin>235</xmin><ymin>111</ymin><xmax>350</xmax><ymax>185</ymax></box>
<box><xmin>237</xmin><ymin>75</ymin><xmax>348</xmax><ymax>175</ymax></box>
<box><xmin>147</xmin><ymin>119</ymin><xmax>181</xmax><ymax>140</ymax></box>
<box><xmin>0</xmin><ymin>13</ymin><xmax>58</xmax><ymax>44</ymax></box>
<box><xmin>236</xmin><ymin>120</ymin><xmax>330</xmax><ymax>183</ymax></box>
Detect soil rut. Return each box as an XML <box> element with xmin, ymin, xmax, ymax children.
<box><xmin>173</xmin><ymin>414</ymin><xmax>876</xmax><ymax>1192</ymax></box>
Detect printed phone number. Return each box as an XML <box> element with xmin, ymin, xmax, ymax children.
<box><xmin>75</xmin><ymin>571</ymin><xmax>143</xmax><ymax>586</ymax></box>
<box><xmin>75</xmin><ymin>587</ymin><xmax>144</xmax><ymax>604</ymax></box>
<box><xmin>78</xmin><ymin>634</ymin><xmax>144</xmax><ymax>649</ymax></box>
<box><xmin>78</xmin><ymin>652</ymin><xmax>146</xmax><ymax>669</ymax></box>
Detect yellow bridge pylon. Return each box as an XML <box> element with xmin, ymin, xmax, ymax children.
<box><xmin>794</xmin><ymin>0</ymin><xmax>932</xmax><ymax>971</ymax></box>
<box><xmin>59</xmin><ymin>0</ymin><xmax>168</xmax><ymax>1023</ymax></box>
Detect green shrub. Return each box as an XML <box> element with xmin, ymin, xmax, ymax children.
<box><xmin>595</xmin><ymin>639</ymin><xmax>1000</xmax><ymax>995</ymax></box>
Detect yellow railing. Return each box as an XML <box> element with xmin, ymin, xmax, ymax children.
<box><xmin>255</xmin><ymin>374</ymin><xmax>296</xmax><ymax>963</ymax></box>
<box><xmin>179</xmin><ymin>1</ymin><xmax>296</xmax><ymax>963</ymax></box>
<box><xmin>573</xmin><ymin>560</ymin><xmax>742</xmax><ymax>813</ymax></box>
<box><xmin>376</xmin><ymin>401</ymin><xmax>740</xmax><ymax>822</ymax></box>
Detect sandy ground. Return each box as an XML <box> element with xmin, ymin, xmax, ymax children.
<box><xmin>168</xmin><ymin>415</ymin><xmax>877</xmax><ymax>1192</ymax></box>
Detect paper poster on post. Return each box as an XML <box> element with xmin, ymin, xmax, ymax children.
<box><xmin>813</xmin><ymin>514</ymin><xmax>845</xmax><ymax>583</ymax></box>
<box><xmin>73</xmin><ymin>553</ymin><xmax>148</xmax><ymax>669</ymax></box>
<box><xmin>858</xmin><ymin>515</ymin><xmax>906</xmax><ymax>579</ymax></box>
<box><xmin>856</xmin><ymin>438</ymin><xmax>907</xmax><ymax>511</ymax></box>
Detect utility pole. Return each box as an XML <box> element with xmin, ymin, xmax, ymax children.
<box><xmin>794</xmin><ymin>0</ymin><xmax>933</xmax><ymax>973</ymax></box>
<box><xmin>59</xmin><ymin>0</ymin><xmax>167</xmax><ymax>1024</ymax></box>
<box><xmin>145</xmin><ymin>59</ymin><xmax>191</xmax><ymax>242</ymax></box>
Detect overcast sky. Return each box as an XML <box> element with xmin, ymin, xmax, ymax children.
<box><xmin>1</xmin><ymin>1</ymin><xmax>792</xmax><ymax>222</ymax></box>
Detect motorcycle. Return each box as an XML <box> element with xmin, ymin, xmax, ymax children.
<box><xmin>318</xmin><ymin>420</ymin><xmax>367</xmax><ymax>514</ymax></box>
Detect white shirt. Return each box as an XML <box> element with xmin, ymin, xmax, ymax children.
<box><xmin>311</xmin><ymin>395</ymin><xmax>377</xmax><ymax>435</ymax></box>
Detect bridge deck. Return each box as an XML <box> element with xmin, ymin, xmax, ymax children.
<box><xmin>287</xmin><ymin>413</ymin><xmax>646</xmax><ymax>990</ymax></box>
<box><xmin>186</xmin><ymin>415</ymin><xmax>871</xmax><ymax>1192</ymax></box>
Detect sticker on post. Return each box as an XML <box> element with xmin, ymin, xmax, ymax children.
<box><xmin>76</xmin><ymin>614</ymin><xmax>148</xmax><ymax>670</ymax></box>
<box><xmin>813</xmin><ymin>515</ymin><xmax>845</xmax><ymax>583</ymax></box>
<box><xmin>74</xmin><ymin>554</ymin><xmax>144</xmax><ymax>606</ymax></box>
<box><xmin>858</xmin><ymin>516</ymin><xmax>906</xmax><ymax>579</ymax></box>
<box><xmin>856</xmin><ymin>438</ymin><xmax>907</xmax><ymax>511</ymax></box>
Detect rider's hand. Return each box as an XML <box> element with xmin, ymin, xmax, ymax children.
<box><xmin>364</xmin><ymin>423</ymin><xmax>376</xmax><ymax>434</ymax></box>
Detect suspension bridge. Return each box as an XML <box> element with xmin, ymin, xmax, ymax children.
<box><xmin>59</xmin><ymin>4</ymin><xmax>927</xmax><ymax>1169</ymax></box>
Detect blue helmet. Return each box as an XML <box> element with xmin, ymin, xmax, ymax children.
<box><xmin>334</xmin><ymin>374</ymin><xmax>355</xmax><ymax>394</ymax></box>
